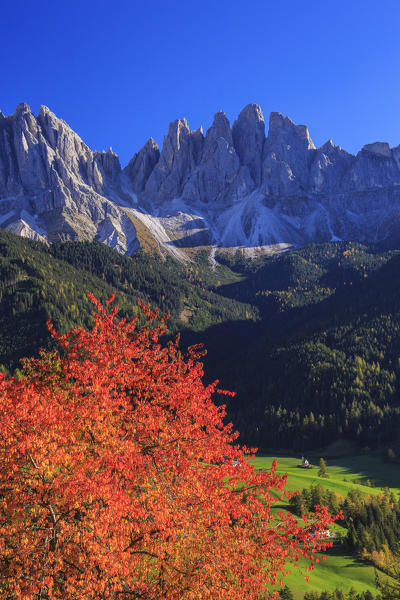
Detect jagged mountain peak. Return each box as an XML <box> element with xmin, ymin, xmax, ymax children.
<box><xmin>317</xmin><ymin>139</ymin><xmax>353</xmax><ymax>157</ymax></box>
<box><xmin>0</xmin><ymin>102</ymin><xmax>137</xmax><ymax>254</ymax></box>
<box><xmin>2</xmin><ymin>101</ymin><xmax>400</xmax><ymax>262</ymax></box>
<box><xmin>361</xmin><ymin>141</ymin><xmax>392</xmax><ymax>157</ymax></box>
<box><xmin>206</xmin><ymin>111</ymin><xmax>232</xmax><ymax>142</ymax></box>
<box><xmin>237</xmin><ymin>103</ymin><xmax>265</xmax><ymax>122</ymax></box>
<box><xmin>14</xmin><ymin>102</ymin><xmax>32</xmax><ymax>116</ymax></box>
<box><xmin>232</xmin><ymin>104</ymin><xmax>265</xmax><ymax>186</ymax></box>
<box><xmin>319</xmin><ymin>139</ymin><xmax>335</xmax><ymax>151</ymax></box>
<box><xmin>38</xmin><ymin>104</ymin><xmax>57</xmax><ymax>119</ymax></box>
<box><xmin>166</xmin><ymin>117</ymin><xmax>190</xmax><ymax>145</ymax></box>
<box><xmin>133</xmin><ymin>137</ymin><xmax>160</xmax><ymax>155</ymax></box>
<box><xmin>146</xmin><ymin>137</ymin><xmax>159</xmax><ymax>148</ymax></box>
<box><xmin>125</xmin><ymin>137</ymin><xmax>160</xmax><ymax>194</ymax></box>
<box><xmin>267</xmin><ymin>111</ymin><xmax>315</xmax><ymax>150</ymax></box>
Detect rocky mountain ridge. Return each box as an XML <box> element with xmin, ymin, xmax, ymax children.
<box><xmin>2</xmin><ymin>102</ymin><xmax>400</xmax><ymax>260</ymax></box>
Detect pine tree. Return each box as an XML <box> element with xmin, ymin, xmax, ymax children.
<box><xmin>279</xmin><ymin>585</ymin><xmax>296</xmax><ymax>600</ymax></box>
<box><xmin>318</xmin><ymin>457</ymin><xmax>329</xmax><ymax>478</ymax></box>
<box><xmin>376</xmin><ymin>561</ymin><xmax>400</xmax><ymax>600</ymax></box>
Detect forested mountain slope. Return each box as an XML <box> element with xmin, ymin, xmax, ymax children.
<box><xmin>2</xmin><ymin>229</ymin><xmax>400</xmax><ymax>453</ymax></box>
<box><xmin>0</xmin><ymin>230</ymin><xmax>256</xmax><ymax>371</ymax></box>
<box><xmin>212</xmin><ymin>243</ymin><xmax>400</xmax><ymax>451</ymax></box>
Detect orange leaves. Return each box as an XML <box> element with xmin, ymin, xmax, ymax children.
<box><xmin>0</xmin><ymin>294</ymin><xmax>332</xmax><ymax>600</ymax></box>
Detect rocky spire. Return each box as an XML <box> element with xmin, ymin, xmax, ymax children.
<box><xmin>95</xmin><ymin>147</ymin><xmax>121</xmax><ymax>181</ymax></box>
<box><xmin>145</xmin><ymin>118</ymin><xmax>204</xmax><ymax>201</ymax></box>
<box><xmin>261</xmin><ymin>112</ymin><xmax>316</xmax><ymax>196</ymax></box>
<box><xmin>125</xmin><ymin>138</ymin><xmax>160</xmax><ymax>193</ymax></box>
<box><xmin>11</xmin><ymin>102</ymin><xmax>48</xmax><ymax>191</ymax></box>
<box><xmin>309</xmin><ymin>140</ymin><xmax>354</xmax><ymax>192</ymax></box>
<box><xmin>202</xmin><ymin>111</ymin><xmax>232</xmax><ymax>162</ymax></box>
<box><xmin>14</xmin><ymin>102</ymin><xmax>32</xmax><ymax>116</ymax></box>
<box><xmin>180</xmin><ymin>111</ymin><xmax>246</xmax><ymax>206</ymax></box>
<box><xmin>232</xmin><ymin>103</ymin><xmax>265</xmax><ymax>186</ymax></box>
<box><xmin>0</xmin><ymin>104</ymin><xmax>137</xmax><ymax>254</ymax></box>
<box><xmin>267</xmin><ymin>112</ymin><xmax>315</xmax><ymax>149</ymax></box>
<box><xmin>3</xmin><ymin>101</ymin><xmax>400</xmax><ymax>257</ymax></box>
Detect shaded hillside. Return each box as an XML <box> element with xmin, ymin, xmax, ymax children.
<box><xmin>0</xmin><ymin>230</ymin><xmax>256</xmax><ymax>372</ymax></box>
<box><xmin>3</xmin><ymin>230</ymin><xmax>400</xmax><ymax>453</ymax></box>
<box><xmin>214</xmin><ymin>245</ymin><xmax>400</xmax><ymax>451</ymax></box>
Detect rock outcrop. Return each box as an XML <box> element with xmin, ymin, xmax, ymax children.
<box><xmin>144</xmin><ymin>119</ymin><xmax>203</xmax><ymax>201</ymax></box>
<box><xmin>232</xmin><ymin>103</ymin><xmax>265</xmax><ymax>187</ymax></box>
<box><xmin>2</xmin><ymin>101</ymin><xmax>400</xmax><ymax>259</ymax></box>
<box><xmin>309</xmin><ymin>140</ymin><xmax>354</xmax><ymax>193</ymax></box>
<box><xmin>125</xmin><ymin>138</ymin><xmax>160</xmax><ymax>193</ymax></box>
<box><xmin>0</xmin><ymin>103</ymin><xmax>138</xmax><ymax>254</ymax></box>
<box><xmin>182</xmin><ymin>111</ymin><xmax>244</xmax><ymax>207</ymax></box>
<box><xmin>260</xmin><ymin>112</ymin><xmax>316</xmax><ymax>197</ymax></box>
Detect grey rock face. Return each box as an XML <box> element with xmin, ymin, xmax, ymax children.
<box><xmin>3</xmin><ymin>101</ymin><xmax>400</xmax><ymax>259</ymax></box>
<box><xmin>95</xmin><ymin>148</ymin><xmax>122</xmax><ymax>182</ymax></box>
<box><xmin>345</xmin><ymin>143</ymin><xmax>400</xmax><ymax>190</ymax></box>
<box><xmin>142</xmin><ymin>111</ymin><xmax>250</xmax><ymax>208</ymax></box>
<box><xmin>261</xmin><ymin>112</ymin><xmax>316</xmax><ymax>196</ymax></box>
<box><xmin>182</xmin><ymin>111</ymin><xmax>244</xmax><ymax>207</ymax></box>
<box><xmin>0</xmin><ymin>103</ymin><xmax>138</xmax><ymax>254</ymax></box>
<box><xmin>144</xmin><ymin>119</ymin><xmax>203</xmax><ymax>201</ymax></box>
<box><xmin>201</xmin><ymin>111</ymin><xmax>232</xmax><ymax>162</ymax></box>
<box><xmin>125</xmin><ymin>138</ymin><xmax>160</xmax><ymax>193</ymax></box>
<box><xmin>309</xmin><ymin>140</ymin><xmax>354</xmax><ymax>192</ymax></box>
<box><xmin>232</xmin><ymin>103</ymin><xmax>265</xmax><ymax>186</ymax></box>
<box><xmin>132</xmin><ymin>107</ymin><xmax>400</xmax><ymax>253</ymax></box>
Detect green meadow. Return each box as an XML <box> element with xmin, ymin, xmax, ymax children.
<box><xmin>278</xmin><ymin>547</ymin><xmax>377</xmax><ymax>598</ymax></box>
<box><xmin>250</xmin><ymin>450</ymin><xmax>400</xmax><ymax>598</ymax></box>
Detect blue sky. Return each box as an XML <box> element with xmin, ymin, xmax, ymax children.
<box><xmin>2</xmin><ymin>0</ymin><xmax>400</xmax><ymax>166</ymax></box>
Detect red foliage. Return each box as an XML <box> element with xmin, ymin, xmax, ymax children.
<box><xmin>0</xmin><ymin>295</ymin><xmax>334</xmax><ymax>599</ymax></box>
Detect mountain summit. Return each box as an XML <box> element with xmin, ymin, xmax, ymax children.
<box><xmin>2</xmin><ymin>102</ymin><xmax>400</xmax><ymax>259</ymax></box>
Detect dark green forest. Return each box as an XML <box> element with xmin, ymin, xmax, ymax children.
<box><xmin>280</xmin><ymin>586</ymin><xmax>376</xmax><ymax>600</ymax></box>
<box><xmin>2</xmin><ymin>229</ymin><xmax>400</xmax><ymax>453</ymax></box>
<box><xmin>0</xmin><ymin>230</ymin><xmax>256</xmax><ymax>372</ymax></box>
<box><xmin>290</xmin><ymin>484</ymin><xmax>400</xmax><ymax>559</ymax></box>
<box><xmin>212</xmin><ymin>243</ymin><xmax>400</xmax><ymax>452</ymax></box>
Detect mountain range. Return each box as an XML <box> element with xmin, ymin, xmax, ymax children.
<box><xmin>2</xmin><ymin>102</ymin><xmax>400</xmax><ymax>260</ymax></box>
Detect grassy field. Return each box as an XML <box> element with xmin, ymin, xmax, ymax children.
<box><xmin>279</xmin><ymin>547</ymin><xmax>378</xmax><ymax>597</ymax></box>
<box><xmin>251</xmin><ymin>453</ymin><xmax>400</xmax><ymax>496</ymax></box>
<box><xmin>250</xmin><ymin>451</ymin><xmax>400</xmax><ymax>598</ymax></box>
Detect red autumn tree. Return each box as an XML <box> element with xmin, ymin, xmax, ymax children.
<box><xmin>0</xmin><ymin>295</ymin><xmax>333</xmax><ymax>600</ymax></box>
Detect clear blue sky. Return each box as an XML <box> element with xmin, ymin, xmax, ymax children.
<box><xmin>2</xmin><ymin>0</ymin><xmax>400</xmax><ymax>166</ymax></box>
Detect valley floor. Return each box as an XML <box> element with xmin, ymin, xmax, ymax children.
<box><xmin>251</xmin><ymin>451</ymin><xmax>400</xmax><ymax>598</ymax></box>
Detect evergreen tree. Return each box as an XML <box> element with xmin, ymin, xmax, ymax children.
<box><xmin>376</xmin><ymin>562</ymin><xmax>400</xmax><ymax>600</ymax></box>
<box><xmin>318</xmin><ymin>457</ymin><xmax>329</xmax><ymax>478</ymax></box>
<box><xmin>280</xmin><ymin>585</ymin><xmax>296</xmax><ymax>600</ymax></box>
